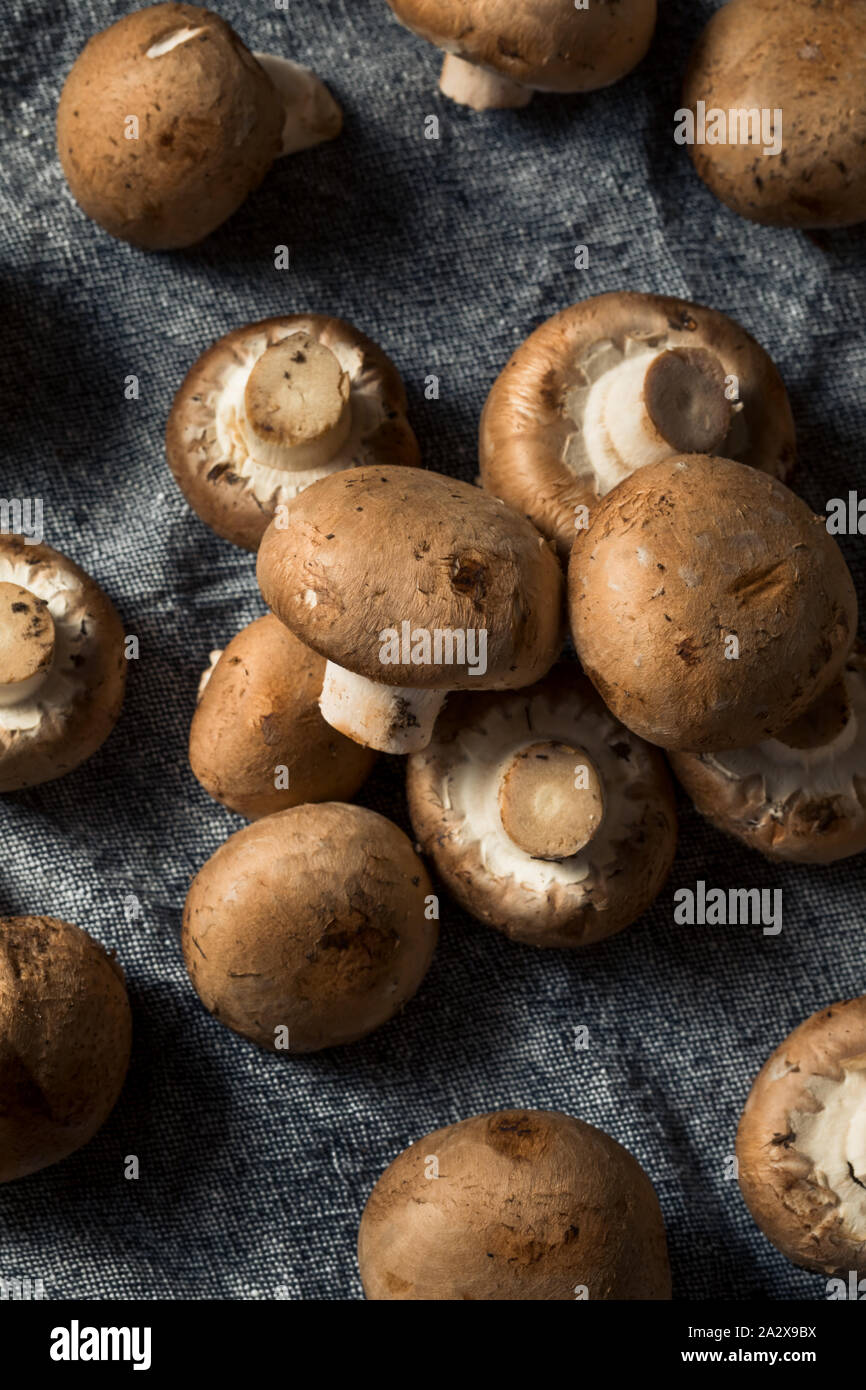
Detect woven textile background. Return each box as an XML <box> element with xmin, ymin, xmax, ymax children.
<box><xmin>1</xmin><ymin>0</ymin><xmax>864</xmax><ymax>1301</ymax></box>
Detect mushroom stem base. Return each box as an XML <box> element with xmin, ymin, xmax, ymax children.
<box><xmin>319</xmin><ymin>662</ymin><xmax>445</xmax><ymax>753</ymax></box>
<box><xmin>254</xmin><ymin>53</ymin><xmax>343</xmax><ymax>154</ymax></box>
<box><xmin>438</xmin><ymin>54</ymin><xmax>532</xmax><ymax>111</ymax></box>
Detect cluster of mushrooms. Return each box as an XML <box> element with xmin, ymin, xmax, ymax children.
<box><xmin>0</xmin><ymin>0</ymin><xmax>863</xmax><ymax>1301</ymax></box>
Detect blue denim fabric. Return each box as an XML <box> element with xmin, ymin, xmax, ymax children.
<box><xmin>0</xmin><ymin>0</ymin><xmax>863</xmax><ymax>1301</ymax></box>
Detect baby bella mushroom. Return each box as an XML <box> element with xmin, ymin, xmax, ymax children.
<box><xmin>682</xmin><ymin>0</ymin><xmax>866</xmax><ymax>229</ymax></box>
<box><xmin>190</xmin><ymin>614</ymin><xmax>376</xmax><ymax>819</ymax></box>
<box><xmin>386</xmin><ymin>0</ymin><xmax>657</xmax><ymax>110</ymax></box>
<box><xmin>736</xmin><ymin>996</ymin><xmax>866</xmax><ymax>1275</ymax></box>
<box><xmin>0</xmin><ymin>536</ymin><xmax>126</xmax><ymax>793</ymax></box>
<box><xmin>670</xmin><ymin>646</ymin><xmax>866</xmax><ymax>864</ymax></box>
<box><xmin>407</xmin><ymin>665</ymin><xmax>676</xmax><ymax>948</ymax></box>
<box><xmin>569</xmin><ymin>456</ymin><xmax>857</xmax><ymax>752</ymax></box>
<box><xmin>358</xmin><ymin>1108</ymin><xmax>672</xmax><ymax>1299</ymax></box>
<box><xmin>57</xmin><ymin>3</ymin><xmax>342</xmax><ymax>249</ymax></box>
<box><xmin>167</xmin><ymin>315</ymin><xmax>420</xmax><ymax>550</ymax></box>
<box><xmin>0</xmin><ymin>916</ymin><xmax>132</xmax><ymax>1183</ymax></box>
<box><xmin>480</xmin><ymin>292</ymin><xmax>795</xmax><ymax>559</ymax></box>
<box><xmin>183</xmin><ymin>803</ymin><xmax>437</xmax><ymax>1052</ymax></box>
<box><xmin>256</xmin><ymin>466</ymin><xmax>564</xmax><ymax>754</ymax></box>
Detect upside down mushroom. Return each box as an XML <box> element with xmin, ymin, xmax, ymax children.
<box><xmin>670</xmin><ymin>645</ymin><xmax>866</xmax><ymax>864</ymax></box>
<box><xmin>480</xmin><ymin>292</ymin><xmax>795</xmax><ymax>559</ymax></box>
<box><xmin>407</xmin><ymin>665</ymin><xmax>677</xmax><ymax>948</ymax></box>
<box><xmin>386</xmin><ymin>0</ymin><xmax>657</xmax><ymax>110</ymax></box>
<box><xmin>57</xmin><ymin>3</ymin><xmax>342</xmax><ymax>249</ymax></box>
<box><xmin>0</xmin><ymin>536</ymin><xmax>126</xmax><ymax>792</ymax></box>
<box><xmin>256</xmin><ymin>466</ymin><xmax>564</xmax><ymax>754</ymax></box>
<box><xmin>568</xmin><ymin>455</ymin><xmax>857</xmax><ymax>752</ymax></box>
<box><xmin>167</xmin><ymin>315</ymin><xmax>419</xmax><ymax>550</ymax></box>
<box><xmin>0</xmin><ymin>916</ymin><xmax>132</xmax><ymax>1183</ymax></box>
<box><xmin>358</xmin><ymin>1108</ymin><xmax>672</xmax><ymax>1299</ymax></box>
<box><xmin>182</xmin><ymin>803</ymin><xmax>437</xmax><ymax>1052</ymax></box>
<box><xmin>190</xmin><ymin>614</ymin><xmax>376</xmax><ymax>819</ymax></box>
<box><xmin>737</xmin><ymin>996</ymin><xmax>866</xmax><ymax>1275</ymax></box>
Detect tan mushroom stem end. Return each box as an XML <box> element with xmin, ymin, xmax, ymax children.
<box><xmin>498</xmin><ymin>741</ymin><xmax>605</xmax><ymax>860</ymax></box>
<box><xmin>319</xmin><ymin>661</ymin><xmax>446</xmax><ymax>754</ymax></box>
<box><xmin>242</xmin><ymin>333</ymin><xmax>352</xmax><ymax>472</ymax></box>
<box><xmin>438</xmin><ymin>53</ymin><xmax>533</xmax><ymax>110</ymax></box>
<box><xmin>0</xmin><ymin>582</ymin><xmax>56</xmax><ymax>707</ymax></box>
<box><xmin>253</xmin><ymin>53</ymin><xmax>343</xmax><ymax>155</ymax></box>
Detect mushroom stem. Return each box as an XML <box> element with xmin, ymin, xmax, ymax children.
<box><xmin>582</xmin><ymin>347</ymin><xmax>733</xmax><ymax>495</ymax></box>
<box><xmin>319</xmin><ymin>662</ymin><xmax>446</xmax><ymax>754</ymax></box>
<box><xmin>0</xmin><ymin>582</ymin><xmax>55</xmax><ymax>708</ymax></box>
<box><xmin>438</xmin><ymin>53</ymin><xmax>532</xmax><ymax>110</ymax></box>
<box><xmin>242</xmin><ymin>333</ymin><xmax>353</xmax><ymax>472</ymax></box>
<box><xmin>498</xmin><ymin>741</ymin><xmax>605</xmax><ymax>860</ymax></box>
<box><xmin>253</xmin><ymin>53</ymin><xmax>343</xmax><ymax>154</ymax></box>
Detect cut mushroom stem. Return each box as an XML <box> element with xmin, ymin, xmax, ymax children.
<box><xmin>242</xmin><ymin>332</ymin><xmax>352</xmax><ymax>472</ymax></box>
<box><xmin>498</xmin><ymin>741</ymin><xmax>605</xmax><ymax>860</ymax></box>
<box><xmin>253</xmin><ymin>52</ymin><xmax>343</xmax><ymax>154</ymax></box>
<box><xmin>584</xmin><ymin>346</ymin><xmax>733</xmax><ymax>488</ymax></box>
<box><xmin>319</xmin><ymin>661</ymin><xmax>446</xmax><ymax>754</ymax></box>
<box><xmin>0</xmin><ymin>582</ymin><xmax>55</xmax><ymax>708</ymax></box>
<box><xmin>438</xmin><ymin>53</ymin><xmax>533</xmax><ymax>110</ymax></box>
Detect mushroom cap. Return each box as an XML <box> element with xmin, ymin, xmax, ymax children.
<box><xmin>670</xmin><ymin>646</ymin><xmax>866</xmax><ymax>864</ymax></box>
<box><xmin>358</xmin><ymin>1108</ymin><xmax>672</xmax><ymax>1300</ymax></box>
<box><xmin>56</xmin><ymin>3</ymin><xmax>284</xmax><ymax>249</ymax></box>
<box><xmin>387</xmin><ymin>0</ymin><xmax>657</xmax><ymax>93</ymax></box>
<box><xmin>736</xmin><ymin>996</ymin><xmax>866</xmax><ymax>1275</ymax></box>
<box><xmin>167</xmin><ymin>315</ymin><xmax>420</xmax><ymax>551</ymax></box>
<box><xmin>683</xmin><ymin>0</ymin><xmax>866</xmax><ymax>228</ymax></box>
<box><xmin>480</xmin><ymin>292</ymin><xmax>795</xmax><ymax>559</ymax></box>
<box><xmin>0</xmin><ymin>536</ymin><xmax>126</xmax><ymax>793</ymax></box>
<box><xmin>0</xmin><ymin>916</ymin><xmax>132</xmax><ymax>1183</ymax></box>
<box><xmin>182</xmin><ymin>802</ymin><xmax>437</xmax><ymax>1052</ymax></box>
<box><xmin>256</xmin><ymin>465</ymin><xmax>564</xmax><ymax>689</ymax></box>
<box><xmin>568</xmin><ymin>455</ymin><xmax>857</xmax><ymax>752</ymax></box>
<box><xmin>189</xmin><ymin>614</ymin><xmax>376</xmax><ymax>819</ymax></box>
<box><xmin>407</xmin><ymin>665</ymin><xmax>677</xmax><ymax>948</ymax></box>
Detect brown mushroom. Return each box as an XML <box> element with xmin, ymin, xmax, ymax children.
<box><xmin>182</xmin><ymin>802</ymin><xmax>437</xmax><ymax>1052</ymax></box>
<box><xmin>670</xmin><ymin>645</ymin><xmax>866</xmax><ymax>863</ymax></box>
<box><xmin>190</xmin><ymin>614</ymin><xmax>376</xmax><ymax>819</ymax></box>
<box><xmin>681</xmin><ymin>0</ymin><xmax>866</xmax><ymax>228</ymax></box>
<box><xmin>167</xmin><ymin>315</ymin><xmax>419</xmax><ymax>550</ymax></box>
<box><xmin>56</xmin><ymin>4</ymin><xmax>342</xmax><ymax>250</ymax></box>
<box><xmin>0</xmin><ymin>916</ymin><xmax>132</xmax><ymax>1183</ymax></box>
<box><xmin>386</xmin><ymin>0</ymin><xmax>657</xmax><ymax>110</ymax></box>
<box><xmin>358</xmin><ymin>1108</ymin><xmax>672</xmax><ymax>1299</ymax></box>
<box><xmin>0</xmin><ymin>536</ymin><xmax>126</xmax><ymax>792</ymax></box>
<box><xmin>480</xmin><ymin>292</ymin><xmax>795</xmax><ymax>559</ymax></box>
<box><xmin>407</xmin><ymin>665</ymin><xmax>677</xmax><ymax>948</ymax></box>
<box><xmin>256</xmin><ymin>465</ymin><xmax>564</xmax><ymax>753</ymax></box>
<box><xmin>736</xmin><ymin>996</ymin><xmax>866</xmax><ymax>1275</ymax></box>
<box><xmin>568</xmin><ymin>455</ymin><xmax>857</xmax><ymax>752</ymax></box>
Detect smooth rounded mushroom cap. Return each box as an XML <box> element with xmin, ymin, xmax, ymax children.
<box><xmin>0</xmin><ymin>916</ymin><xmax>132</xmax><ymax>1183</ymax></box>
<box><xmin>167</xmin><ymin>315</ymin><xmax>420</xmax><ymax>551</ymax></box>
<box><xmin>670</xmin><ymin>646</ymin><xmax>866</xmax><ymax>864</ymax></box>
<box><xmin>387</xmin><ymin>0</ymin><xmax>657</xmax><ymax>93</ymax></box>
<box><xmin>56</xmin><ymin>3</ymin><xmax>284</xmax><ymax>249</ymax></box>
<box><xmin>683</xmin><ymin>0</ymin><xmax>866</xmax><ymax>229</ymax></box>
<box><xmin>407</xmin><ymin>665</ymin><xmax>677</xmax><ymax>948</ymax></box>
<box><xmin>480</xmin><ymin>292</ymin><xmax>796</xmax><ymax>559</ymax></box>
<box><xmin>0</xmin><ymin>536</ymin><xmax>126</xmax><ymax>793</ymax></box>
<box><xmin>358</xmin><ymin>1108</ymin><xmax>672</xmax><ymax>1300</ymax></box>
<box><xmin>736</xmin><ymin>997</ymin><xmax>866</xmax><ymax>1275</ymax></box>
<box><xmin>568</xmin><ymin>456</ymin><xmax>857</xmax><ymax>753</ymax></box>
<box><xmin>182</xmin><ymin>803</ymin><xmax>437</xmax><ymax>1052</ymax></box>
<box><xmin>257</xmin><ymin>465</ymin><xmax>564</xmax><ymax>690</ymax></box>
<box><xmin>190</xmin><ymin>614</ymin><xmax>376</xmax><ymax>819</ymax></box>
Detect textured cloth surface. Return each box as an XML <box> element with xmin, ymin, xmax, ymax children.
<box><xmin>1</xmin><ymin>0</ymin><xmax>864</xmax><ymax>1302</ymax></box>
